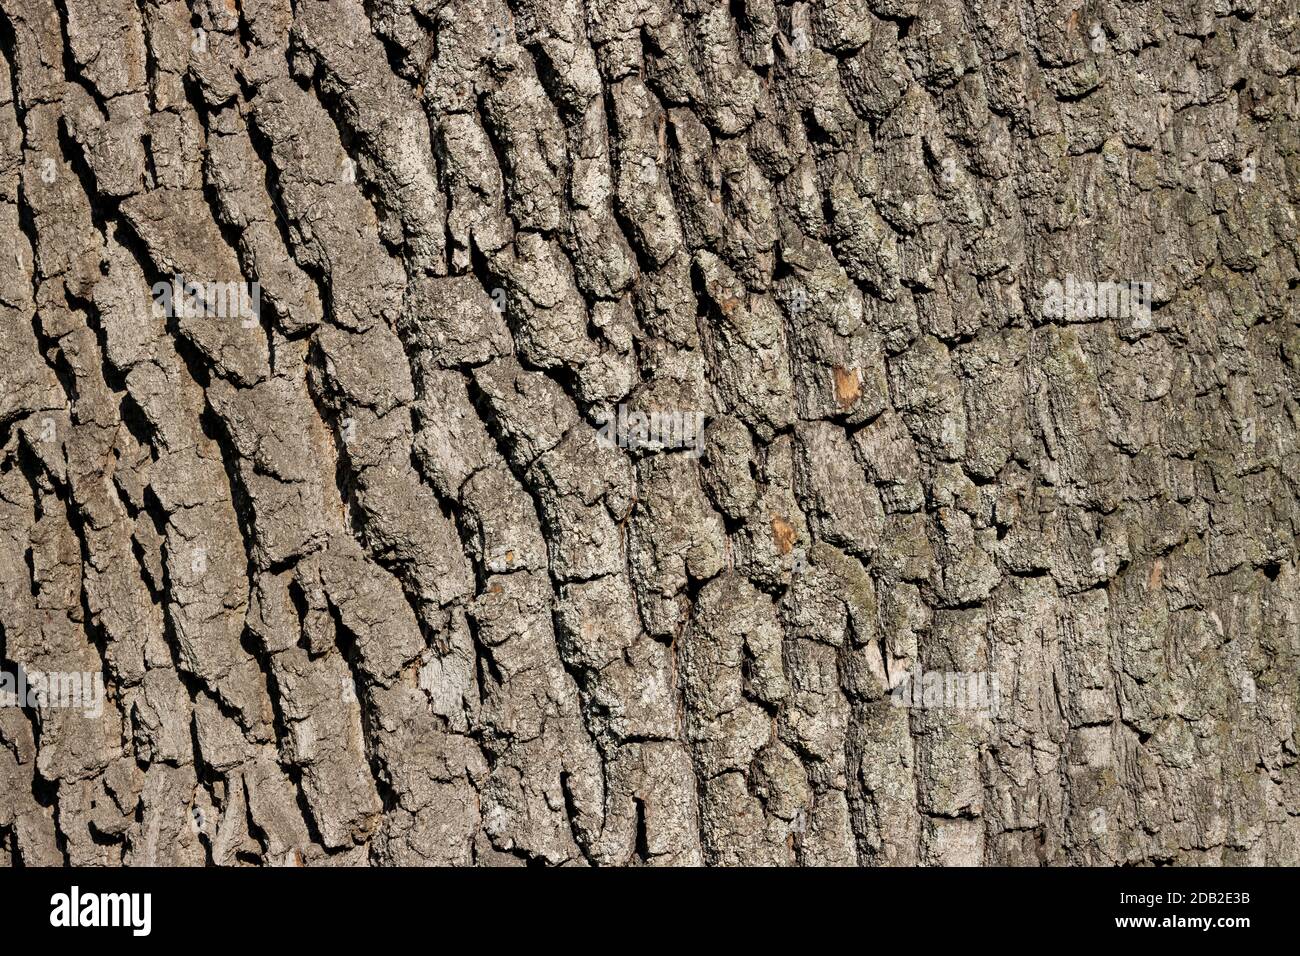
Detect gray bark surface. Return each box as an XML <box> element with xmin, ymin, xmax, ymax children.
<box><xmin>0</xmin><ymin>0</ymin><xmax>1297</xmax><ymax>866</ymax></box>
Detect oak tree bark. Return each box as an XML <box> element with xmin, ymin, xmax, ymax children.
<box><xmin>0</xmin><ymin>0</ymin><xmax>1297</xmax><ymax>866</ymax></box>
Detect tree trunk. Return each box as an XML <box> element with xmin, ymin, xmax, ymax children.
<box><xmin>0</xmin><ymin>0</ymin><xmax>1297</xmax><ymax>866</ymax></box>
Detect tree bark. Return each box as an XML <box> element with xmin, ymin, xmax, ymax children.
<box><xmin>0</xmin><ymin>0</ymin><xmax>1297</xmax><ymax>866</ymax></box>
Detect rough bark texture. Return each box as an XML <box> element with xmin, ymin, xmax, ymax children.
<box><xmin>0</xmin><ymin>0</ymin><xmax>1298</xmax><ymax>867</ymax></box>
